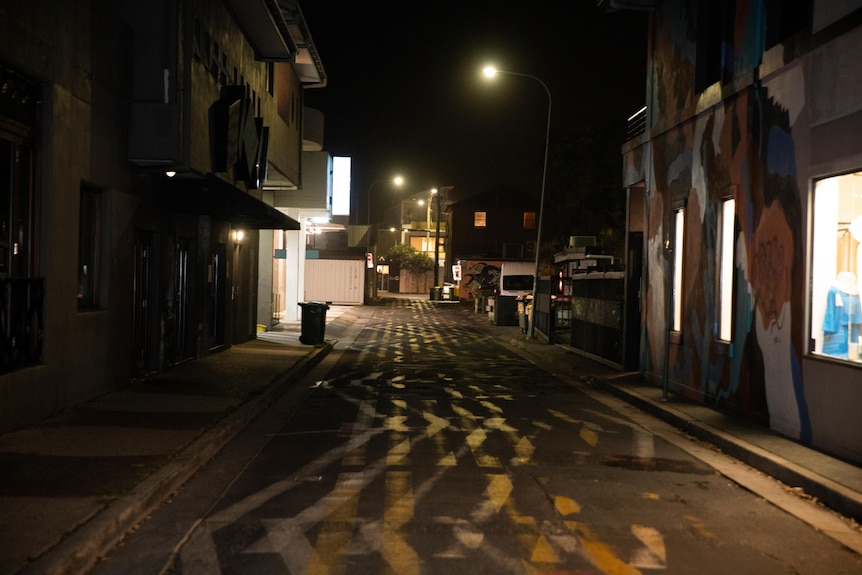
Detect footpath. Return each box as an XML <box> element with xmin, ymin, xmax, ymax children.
<box><xmin>1</xmin><ymin>295</ymin><xmax>862</xmax><ymax>574</ymax></box>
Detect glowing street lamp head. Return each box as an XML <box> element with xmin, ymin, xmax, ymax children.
<box><xmin>482</xmin><ymin>65</ymin><xmax>498</xmax><ymax>79</ymax></box>
<box><xmin>394</xmin><ymin>176</ymin><xmax>404</xmax><ymax>186</ymax></box>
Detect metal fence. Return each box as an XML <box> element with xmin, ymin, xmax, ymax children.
<box><xmin>534</xmin><ymin>277</ymin><xmax>554</xmax><ymax>341</ymax></box>
<box><xmin>566</xmin><ymin>272</ymin><xmax>625</xmax><ymax>368</ymax></box>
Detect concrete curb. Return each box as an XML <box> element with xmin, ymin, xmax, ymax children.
<box><xmin>21</xmin><ymin>344</ymin><xmax>333</xmax><ymax>575</ymax></box>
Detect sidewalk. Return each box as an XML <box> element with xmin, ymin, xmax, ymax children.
<box><xmin>2</xmin><ymin>295</ymin><xmax>862</xmax><ymax>574</ymax></box>
<box><xmin>0</xmin><ymin>305</ymin><xmax>362</xmax><ymax>575</ymax></box>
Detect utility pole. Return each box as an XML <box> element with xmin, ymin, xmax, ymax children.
<box><xmin>433</xmin><ymin>192</ymin><xmax>441</xmax><ymax>287</ymax></box>
<box><xmin>433</xmin><ymin>186</ymin><xmax>453</xmax><ymax>288</ymax></box>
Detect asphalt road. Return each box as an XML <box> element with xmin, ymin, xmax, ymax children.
<box><xmin>94</xmin><ymin>298</ymin><xmax>862</xmax><ymax>574</ymax></box>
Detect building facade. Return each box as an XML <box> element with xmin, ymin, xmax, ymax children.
<box><xmin>621</xmin><ymin>0</ymin><xmax>862</xmax><ymax>462</ymax></box>
<box><xmin>449</xmin><ymin>187</ymin><xmax>538</xmax><ymax>267</ymax></box>
<box><xmin>0</xmin><ymin>0</ymin><xmax>324</xmax><ymax>432</ymax></box>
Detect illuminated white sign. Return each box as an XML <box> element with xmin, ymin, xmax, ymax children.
<box><xmin>332</xmin><ymin>156</ymin><xmax>351</xmax><ymax>216</ymax></box>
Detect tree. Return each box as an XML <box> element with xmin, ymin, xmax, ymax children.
<box><xmin>388</xmin><ymin>244</ymin><xmax>434</xmax><ymax>292</ymax></box>
<box><xmin>545</xmin><ymin>122</ymin><xmax>628</xmax><ymax>261</ymax></box>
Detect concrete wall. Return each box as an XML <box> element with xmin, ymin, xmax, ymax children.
<box><xmin>0</xmin><ymin>1</ymin><xmax>136</xmax><ymax>430</ymax></box>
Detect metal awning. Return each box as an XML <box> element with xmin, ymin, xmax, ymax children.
<box><xmin>165</xmin><ymin>174</ymin><xmax>300</xmax><ymax>230</ymax></box>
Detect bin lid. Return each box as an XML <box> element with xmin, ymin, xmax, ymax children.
<box><xmin>298</xmin><ymin>301</ymin><xmax>330</xmax><ymax>308</ymax></box>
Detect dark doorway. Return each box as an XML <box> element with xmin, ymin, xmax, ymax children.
<box><xmin>624</xmin><ymin>231</ymin><xmax>644</xmax><ymax>370</ymax></box>
<box><xmin>208</xmin><ymin>243</ymin><xmax>226</xmax><ymax>350</ymax></box>
<box><xmin>133</xmin><ymin>231</ymin><xmax>156</xmax><ymax>374</ymax></box>
<box><xmin>167</xmin><ymin>238</ymin><xmax>192</xmax><ymax>364</ymax></box>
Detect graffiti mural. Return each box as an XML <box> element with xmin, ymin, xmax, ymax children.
<box><xmin>638</xmin><ymin>0</ymin><xmax>820</xmax><ymax>442</ymax></box>
<box><xmin>460</xmin><ymin>261</ymin><xmax>501</xmax><ymax>301</ymax></box>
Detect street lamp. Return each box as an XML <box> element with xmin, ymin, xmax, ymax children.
<box><xmin>366</xmin><ymin>175</ymin><xmax>404</xmax><ymax>303</ymax></box>
<box><xmin>482</xmin><ymin>65</ymin><xmax>551</xmax><ymax>340</ymax></box>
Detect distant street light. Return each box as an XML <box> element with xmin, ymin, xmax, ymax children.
<box><xmin>366</xmin><ymin>175</ymin><xmax>404</xmax><ymax>303</ymax></box>
<box><xmin>482</xmin><ymin>65</ymin><xmax>551</xmax><ymax>340</ymax></box>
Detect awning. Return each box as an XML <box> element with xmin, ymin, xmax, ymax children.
<box><xmin>164</xmin><ymin>174</ymin><xmax>300</xmax><ymax>230</ymax></box>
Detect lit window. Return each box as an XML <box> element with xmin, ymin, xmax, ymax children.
<box><xmin>672</xmin><ymin>208</ymin><xmax>685</xmax><ymax>332</ymax></box>
<box><xmin>409</xmin><ymin>236</ymin><xmax>434</xmax><ymax>254</ymax></box>
<box><xmin>810</xmin><ymin>173</ymin><xmax>862</xmax><ymax>362</ymax></box>
<box><xmin>523</xmin><ymin>211</ymin><xmax>536</xmax><ymax>229</ymax></box>
<box><xmin>718</xmin><ymin>198</ymin><xmax>735</xmax><ymax>341</ymax></box>
<box><xmin>474</xmin><ymin>211</ymin><xmax>487</xmax><ymax>227</ymax></box>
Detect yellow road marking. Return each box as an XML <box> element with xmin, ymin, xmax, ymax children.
<box><xmin>383</xmin><ymin>472</ymin><xmax>419</xmax><ymax>575</ymax></box>
<box><xmin>423</xmin><ymin>411</ymin><xmax>449</xmax><ymax>438</ymax></box>
<box><xmin>387</xmin><ymin>438</ymin><xmax>411</xmax><ymax>466</ymax></box>
<box><xmin>306</xmin><ymin>473</ymin><xmax>362</xmax><ymax>575</ymax></box>
<box><xmin>466</xmin><ymin>428</ymin><xmax>501</xmax><ymax>468</ymax></box>
<box><xmin>685</xmin><ymin>515</ymin><xmax>715</xmax><ymax>540</ymax></box>
<box><xmin>554</xmin><ymin>496</ymin><xmax>581</xmax><ymax>517</ymax></box>
<box><xmin>530</xmin><ymin>535</ymin><xmax>561</xmax><ymax>564</ymax></box>
<box><xmin>486</xmin><ymin>474</ymin><xmax>513</xmax><ymax>513</ymax></box>
<box><xmin>565</xmin><ymin>520</ymin><xmax>642</xmax><ymax>575</ymax></box>
<box><xmin>630</xmin><ymin>524</ymin><xmax>666</xmax><ymax>568</ymax></box>
<box><xmin>579</xmin><ymin>425</ymin><xmax>599</xmax><ymax>447</ymax></box>
<box><xmin>515</xmin><ymin>436</ymin><xmax>535</xmax><ymax>463</ymax></box>
<box><xmin>343</xmin><ymin>399</ymin><xmax>375</xmax><ymax>467</ymax></box>
<box><xmin>386</xmin><ymin>415</ymin><xmax>409</xmax><ymax>431</ymax></box>
<box><xmin>549</xmin><ymin>409</ymin><xmax>579</xmax><ymax>424</ymax></box>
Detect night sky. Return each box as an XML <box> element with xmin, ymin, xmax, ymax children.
<box><xmin>300</xmin><ymin>2</ymin><xmax>649</xmax><ymax>225</ymax></box>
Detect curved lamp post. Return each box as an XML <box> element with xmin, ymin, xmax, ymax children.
<box><xmin>482</xmin><ymin>65</ymin><xmax>551</xmax><ymax>340</ymax></box>
<box><xmin>366</xmin><ymin>176</ymin><xmax>404</xmax><ymax>303</ymax></box>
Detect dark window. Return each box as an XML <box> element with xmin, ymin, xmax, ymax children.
<box><xmin>764</xmin><ymin>0</ymin><xmax>811</xmax><ymax>49</ymax></box>
<box><xmin>267</xmin><ymin>62</ymin><xmax>275</xmax><ymax>95</ymax></box>
<box><xmin>502</xmin><ymin>275</ymin><xmax>533</xmax><ymax>291</ymax></box>
<box><xmin>78</xmin><ymin>183</ymin><xmax>104</xmax><ymax>309</ymax></box>
<box><xmin>695</xmin><ymin>0</ymin><xmax>732</xmax><ymax>92</ymax></box>
<box><xmin>0</xmin><ymin>65</ymin><xmax>40</xmax><ymax>279</ymax></box>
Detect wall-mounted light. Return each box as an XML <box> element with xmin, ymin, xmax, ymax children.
<box><xmin>232</xmin><ymin>229</ymin><xmax>244</xmax><ymax>243</ymax></box>
<box><xmin>165</xmin><ymin>170</ymin><xmax>177</xmax><ymax>178</ymax></box>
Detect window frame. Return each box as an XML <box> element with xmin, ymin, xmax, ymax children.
<box><xmin>77</xmin><ymin>183</ymin><xmax>107</xmax><ymax>311</ymax></box>
<box><xmin>809</xmin><ymin>172</ymin><xmax>862</xmax><ymax>364</ymax></box>
<box><xmin>671</xmin><ymin>206</ymin><xmax>686</xmax><ymax>333</ymax></box>
<box><xmin>718</xmin><ymin>195</ymin><xmax>736</xmax><ymax>342</ymax></box>
<box><xmin>473</xmin><ymin>211</ymin><xmax>487</xmax><ymax>228</ymax></box>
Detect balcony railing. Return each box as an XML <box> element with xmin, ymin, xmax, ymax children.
<box><xmin>626</xmin><ymin>105</ymin><xmax>647</xmax><ymax>140</ymax></box>
<box><xmin>1</xmin><ymin>278</ymin><xmax>44</xmax><ymax>374</ymax></box>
